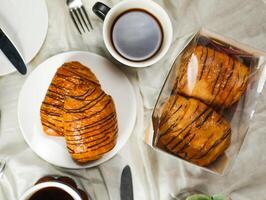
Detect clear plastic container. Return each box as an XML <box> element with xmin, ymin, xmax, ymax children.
<box><xmin>146</xmin><ymin>28</ymin><xmax>266</xmax><ymax>175</ymax></box>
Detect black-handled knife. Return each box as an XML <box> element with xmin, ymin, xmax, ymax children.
<box><xmin>120</xmin><ymin>165</ymin><xmax>134</xmax><ymax>200</ymax></box>
<box><xmin>0</xmin><ymin>28</ymin><xmax>27</xmax><ymax>75</ymax></box>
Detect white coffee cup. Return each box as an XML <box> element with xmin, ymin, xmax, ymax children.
<box><xmin>19</xmin><ymin>181</ymin><xmax>82</xmax><ymax>200</ymax></box>
<box><xmin>93</xmin><ymin>0</ymin><xmax>173</xmax><ymax>68</ymax></box>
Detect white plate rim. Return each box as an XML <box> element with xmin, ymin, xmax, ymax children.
<box><xmin>0</xmin><ymin>0</ymin><xmax>49</xmax><ymax>76</ymax></box>
<box><xmin>17</xmin><ymin>51</ymin><xmax>137</xmax><ymax>169</ymax></box>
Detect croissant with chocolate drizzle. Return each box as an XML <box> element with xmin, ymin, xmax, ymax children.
<box><xmin>40</xmin><ymin>61</ymin><xmax>118</xmax><ymax>163</ymax></box>
<box><xmin>175</xmin><ymin>45</ymin><xmax>250</xmax><ymax>108</ymax></box>
<box><xmin>158</xmin><ymin>95</ymin><xmax>231</xmax><ymax>166</ymax></box>
<box><xmin>40</xmin><ymin>62</ymin><xmax>100</xmax><ymax>136</ymax></box>
<box><xmin>63</xmin><ymin>84</ymin><xmax>118</xmax><ymax>163</ymax></box>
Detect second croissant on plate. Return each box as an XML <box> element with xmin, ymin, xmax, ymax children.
<box><xmin>64</xmin><ymin>84</ymin><xmax>118</xmax><ymax>163</ymax></box>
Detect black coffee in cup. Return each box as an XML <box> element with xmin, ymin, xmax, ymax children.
<box><xmin>111</xmin><ymin>9</ymin><xmax>163</xmax><ymax>62</ymax></box>
<box><xmin>29</xmin><ymin>187</ymin><xmax>74</xmax><ymax>200</ymax></box>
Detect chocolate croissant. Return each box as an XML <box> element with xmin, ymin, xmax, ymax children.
<box><xmin>175</xmin><ymin>45</ymin><xmax>249</xmax><ymax>108</ymax></box>
<box><xmin>63</xmin><ymin>85</ymin><xmax>118</xmax><ymax>163</ymax></box>
<box><xmin>158</xmin><ymin>95</ymin><xmax>231</xmax><ymax>166</ymax></box>
<box><xmin>40</xmin><ymin>62</ymin><xmax>100</xmax><ymax>136</ymax></box>
<box><xmin>40</xmin><ymin>61</ymin><xmax>118</xmax><ymax>163</ymax></box>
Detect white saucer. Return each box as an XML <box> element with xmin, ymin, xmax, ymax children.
<box><xmin>18</xmin><ymin>51</ymin><xmax>137</xmax><ymax>169</ymax></box>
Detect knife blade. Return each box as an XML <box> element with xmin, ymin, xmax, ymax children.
<box><xmin>0</xmin><ymin>28</ymin><xmax>27</xmax><ymax>75</ymax></box>
<box><xmin>120</xmin><ymin>165</ymin><xmax>134</xmax><ymax>200</ymax></box>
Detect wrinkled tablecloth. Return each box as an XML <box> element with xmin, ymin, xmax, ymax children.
<box><xmin>1</xmin><ymin>0</ymin><xmax>266</xmax><ymax>199</ymax></box>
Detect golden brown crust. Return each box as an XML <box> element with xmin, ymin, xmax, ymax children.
<box><xmin>40</xmin><ymin>62</ymin><xmax>100</xmax><ymax>136</ymax></box>
<box><xmin>158</xmin><ymin>95</ymin><xmax>231</xmax><ymax>166</ymax></box>
<box><xmin>40</xmin><ymin>61</ymin><xmax>118</xmax><ymax>163</ymax></box>
<box><xmin>63</xmin><ymin>85</ymin><xmax>118</xmax><ymax>163</ymax></box>
<box><xmin>175</xmin><ymin>45</ymin><xmax>250</xmax><ymax>108</ymax></box>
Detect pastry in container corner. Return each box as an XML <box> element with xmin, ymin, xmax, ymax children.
<box><xmin>174</xmin><ymin>44</ymin><xmax>250</xmax><ymax>108</ymax></box>
<box><xmin>157</xmin><ymin>94</ymin><xmax>231</xmax><ymax>167</ymax></box>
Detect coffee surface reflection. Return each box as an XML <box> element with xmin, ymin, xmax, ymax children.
<box><xmin>111</xmin><ymin>9</ymin><xmax>163</xmax><ymax>62</ymax></box>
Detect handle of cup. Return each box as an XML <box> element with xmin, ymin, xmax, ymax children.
<box><xmin>92</xmin><ymin>2</ymin><xmax>110</xmax><ymax>21</ymax></box>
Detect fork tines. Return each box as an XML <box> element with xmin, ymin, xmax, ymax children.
<box><xmin>70</xmin><ymin>5</ymin><xmax>93</xmax><ymax>34</ymax></box>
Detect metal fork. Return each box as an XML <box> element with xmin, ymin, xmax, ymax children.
<box><xmin>67</xmin><ymin>0</ymin><xmax>93</xmax><ymax>34</ymax></box>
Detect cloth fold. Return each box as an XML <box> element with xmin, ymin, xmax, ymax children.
<box><xmin>1</xmin><ymin>0</ymin><xmax>266</xmax><ymax>200</ymax></box>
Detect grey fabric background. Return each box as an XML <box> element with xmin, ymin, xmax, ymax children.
<box><xmin>0</xmin><ymin>0</ymin><xmax>266</xmax><ymax>199</ymax></box>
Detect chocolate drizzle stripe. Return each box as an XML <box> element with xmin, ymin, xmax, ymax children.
<box><xmin>69</xmin><ymin>132</ymin><xmax>117</xmax><ymax>153</ymax></box>
<box><xmin>195</xmin><ymin>110</ymin><xmax>213</xmax><ymax>128</ymax></box>
<box><xmin>164</xmin><ymin>137</ymin><xmax>176</xmax><ymax>146</ymax></box>
<box><xmin>177</xmin><ymin>62</ymin><xmax>187</xmax><ymax>88</ymax></box>
<box><xmin>160</xmin><ymin>96</ymin><xmax>179</xmax><ymax>123</ymax></box>
<box><xmin>211</xmin><ymin>63</ymin><xmax>221</xmax><ymax>94</ymax></box>
<box><xmin>64</xmin><ymin>113</ymin><xmax>116</xmax><ymax>132</ymax></box>
<box><xmin>64</xmin><ymin>99</ymin><xmax>112</xmax><ymax>123</ymax></box>
<box><xmin>65</xmin><ymin>120</ymin><xmax>118</xmax><ymax>138</ymax></box>
<box><xmin>67</xmin><ymin>132</ymin><xmax>110</xmax><ymax>145</ymax></box>
<box><xmin>67</xmin><ymin>147</ymin><xmax>74</xmax><ymax>153</ymax></box>
<box><xmin>160</xmin><ymin>102</ymin><xmax>193</xmax><ymax>137</ymax></box>
<box><xmin>216</xmin><ymin>115</ymin><xmax>223</xmax><ymax>124</ymax></box>
<box><xmin>42</xmin><ymin>122</ymin><xmax>63</xmax><ymax>131</ymax></box>
<box><xmin>47</xmin><ymin>89</ymin><xmax>65</xmax><ymax>99</ymax></box>
<box><xmin>50</xmin><ymin>83</ymin><xmax>71</xmax><ymax>94</ymax></box>
<box><xmin>187</xmin><ymin>131</ymin><xmax>215</xmax><ymax>160</ymax></box>
<box><xmin>88</xmin><ymin>133</ymin><xmax>117</xmax><ymax>151</ymax></box>
<box><xmin>69</xmin><ymin>135</ymin><xmax>111</xmax><ymax>152</ymax></box>
<box><xmin>160</xmin><ymin>104</ymin><xmax>182</xmax><ymax>128</ymax></box>
<box><xmin>40</xmin><ymin>109</ymin><xmax>61</xmax><ymax>117</ymax></box>
<box><xmin>42</xmin><ymin>102</ymin><xmax>64</xmax><ymax>110</ymax></box>
<box><xmin>168</xmin><ymin>109</ymin><xmax>212</xmax><ymax>151</ymax></box>
<box><xmin>193</xmin><ymin>129</ymin><xmax>231</xmax><ymax>160</ymax></box>
<box><xmin>67</xmin><ymin>127</ymin><xmax>118</xmax><ymax>145</ymax></box>
<box><xmin>69</xmin><ymin>87</ymin><xmax>96</xmax><ymax>100</ymax></box>
<box><xmin>167</xmin><ymin>129</ymin><xmax>192</xmax><ymax>151</ymax></box>
<box><xmin>63</xmin><ymin>64</ymin><xmax>99</xmax><ymax>85</ymax></box>
<box><xmin>222</xmin><ymin>58</ymin><xmax>236</xmax><ymax>89</ymax></box>
<box><xmin>41</xmin><ymin>119</ymin><xmax>61</xmax><ymax>127</ymax></box>
<box><xmin>205</xmin><ymin>50</ymin><xmax>216</xmax><ymax>77</ymax></box>
<box><xmin>199</xmin><ymin>47</ymin><xmax>209</xmax><ymax>80</ymax></box>
<box><xmin>200</xmin><ymin>46</ymin><xmax>204</xmax><ymax>60</ymax></box>
<box><xmin>240</xmin><ymin>74</ymin><xmax>247</xmax><ymax>89</ymax></box>
<box><xmin>42</xmin><ymin>124</ymin><xmax>64</xmax><ymax>136</ymax></box>
<box><xmin>65</xmin><ymin>91</ymin><xmax>106</xmax><ymax>113</ymax></box>
<box><xmin>212</xmin><ymin>57</ymin><xmax>234</xmax><ymax>105</ymax></box>
<box><xmin>177</xmin><ymin>133</ymin><xmax>196</xmax><ymax>156</ymax></box>
<box><xmin>45</xmin><ymin>93</ymin><xmax>65</xmax><ymax>102</ymax></box>
<box><xmin>221</xmin><ymin>69</ymin><xmax>239</xmax><ymax>107</ymax></box>
<box><xmin>160</xmin><ymin>107</ymin><xmax>209</xmax><ymax>139</ymax></box>
<box><xmin>41</xmin><ymin>116</ymin><xmax>62</xmax><ymax>123</ymax></box>
<box><xmin>56</xmin><ymin>73</ymin><xmax>79</xmax><ymax>85</ymax></box>
<box><xmin>63</xmin><ymin>68</ymin><xmax>100</xmax><ymax>86</ymax></box>
<box><xmin>162</xmin><ymin>102</ymin><xmax>190</xmax><ymax>135</ymax></box>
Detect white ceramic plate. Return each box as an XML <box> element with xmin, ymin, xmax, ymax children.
<box><xmin>0</xmin><ymin>0</ymin><xmax>48</xmax><ymax>76</ymax></box>
<box><xmin>18</xmin><ymin>51</ymin><xmax>137</xmax><ymax>169</ymax></box>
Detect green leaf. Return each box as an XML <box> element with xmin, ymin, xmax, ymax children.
<box><xmin>211</xmin><ymin>194</ymin><xmax>227</xmax><ymax>200</ymax></box>
<box><xmin>186</xmin><ymin>194</ymin><xmax>212</xmax><ymax>200</ymax></box>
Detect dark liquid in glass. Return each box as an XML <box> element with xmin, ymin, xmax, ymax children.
<box><xmin>29</xmin><ymin>187</ymin><xmax>74</xmax><ymax>200</ymax></box>
<box><xmin>111</xmin><ymin>9</ymin><xmax>163</xmax><ymax>62</ymax></box>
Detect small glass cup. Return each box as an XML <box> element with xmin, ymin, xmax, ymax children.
<box><xmin>19</xmin><ymin>175</ymin><xmax>90</xmax><ymax>200</ymax></box>
<box><xmin>173</xmin><ymin>189</ymin><xmax>229</xmax><ymax>200</ymax></box>
<box><xmin>173</xmin><ymin>189</ymin><xmax>205</xmax><ymax>200</ymax></box>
